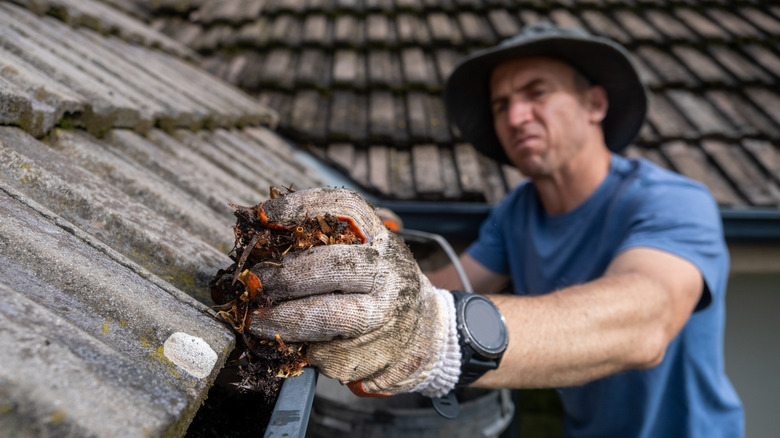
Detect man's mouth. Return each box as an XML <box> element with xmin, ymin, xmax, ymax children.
<box><xmin>515</xmin><ymin>135</ymin><xmax>540</xmax><ymax>148</ymax></box>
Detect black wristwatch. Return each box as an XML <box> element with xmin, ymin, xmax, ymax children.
<box><xmin>431</xmin><ymin>290</ymin><xmax>509</xmax><ymax>419</ymax></box>
<box><xmin>451</xmin><ymin>290</ymin><xmax>509</xmax><ymax>386</ymax></box>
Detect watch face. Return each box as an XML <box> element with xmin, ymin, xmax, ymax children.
<box><xmin>462</xmin><ymin>296</ymin><xmax>508</xmax><ymax>357</ymax></box>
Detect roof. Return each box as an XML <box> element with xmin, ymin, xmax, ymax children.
<box><xmin>139</xmin><ymin>0</ymin><xmax>780</xmax><ymax>211</ymax></box>
<box><xmin>0</xmin><ymin>1</ymin><xmax>328</xmax><ymax>435</ymax></box>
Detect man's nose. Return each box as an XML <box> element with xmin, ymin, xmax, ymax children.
<box><xmin>508</xmin><ymin>100</ymin><xmax>533</xmax><ymax>127</ymax></box>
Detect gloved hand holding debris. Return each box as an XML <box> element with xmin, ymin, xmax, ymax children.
<box><xmin>247</xmin><ymin>187</ymin><xmax>461</xmax><ymax>397</ymax></box>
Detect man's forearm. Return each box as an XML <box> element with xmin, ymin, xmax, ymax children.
<box><xmin>473</xmin><ymin>273</ymin><xmax>681</xmax><ymax>389</ymax></box>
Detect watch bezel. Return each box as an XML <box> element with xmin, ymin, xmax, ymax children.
<box><xmin>456</xmin><ymin>294</ymin><xmax>509</xmax><ymax>359</ymax></box>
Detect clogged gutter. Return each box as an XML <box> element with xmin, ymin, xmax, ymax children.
<box><xmin>209</xmin><ymin>186</ymin><xmax>363</xmax><ymax>399</ymax></box>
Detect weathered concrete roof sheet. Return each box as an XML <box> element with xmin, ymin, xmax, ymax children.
<box><xmin>0</xmin><ymin>1</ymin><xmax>329</xmax><ymax>436</ymax></box>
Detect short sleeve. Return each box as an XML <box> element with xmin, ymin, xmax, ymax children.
<box><xmin>465</xmin><ymin>191</ymin><xmax>517</xmax><ymax>276</ymax></box>
<box><xmin>616</xmin><ymin>179</ymin><xmax>727</xmax><ymax>311</ymax></box>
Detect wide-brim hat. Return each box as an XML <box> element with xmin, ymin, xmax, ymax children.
<box><xmin>444</xmin><ymin>22</ymin><xmax>648</xmax><ymax>164</ymax></box>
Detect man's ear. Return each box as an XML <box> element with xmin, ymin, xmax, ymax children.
<box><xmin>587</xmin><ymin>85</ymin><xmax>609</xmax><ymax>124</ymax></box>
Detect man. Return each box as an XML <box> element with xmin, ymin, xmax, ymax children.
<box><xmin>248</xmin><ymin>24</ymin><xmax>743</xmax><ymax>437</ymax></box>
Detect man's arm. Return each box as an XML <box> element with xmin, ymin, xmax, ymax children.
<box><xmin>426</xmin><ymin>254</ymin><xmax>510</xmax><ymax>294</ymax></box>
<box><xmin>473</xmin><ymin>246</ymin><xmax>703</xmax><ymax>389</ymax></box>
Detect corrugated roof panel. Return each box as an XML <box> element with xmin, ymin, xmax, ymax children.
<box><xmin>0</xmin><ymin>182</ymin><xmax>234</xmax><ymax>437</ymax></box>
<box><xmin>0</xmin><ymin>4</ymin><xmax>335</xmax><ymax>434</ymax></box>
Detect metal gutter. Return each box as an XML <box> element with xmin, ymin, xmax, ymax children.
<box><xmin>376</xmin><ymin>201</ymin><xmax>492</xmax><ymax>243</ymax></box>
<box><xmin>379</xmin><ymin>201</ymin><xmax>780</xmax><ymax>245</ymax></box>
<box><xmin>264</xmin><ymin>368</ymin><xmax>318</xmax><ymax>438</ymax></box>
<box><xmin>720</xmin><ymin>208</ymin><xmax>780</xmax><ymax>244</ymax></box>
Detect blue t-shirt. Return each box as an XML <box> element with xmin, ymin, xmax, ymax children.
<box><xmin>467</xmin><ymin>154</ymin><xmax>744</xmax><ymax>438</ymax></box>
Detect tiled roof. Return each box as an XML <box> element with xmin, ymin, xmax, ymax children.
<box><xmin>0</xmin><ymin>1</ymin><xmax>327</xmax><ymax>435</ymax></box>
<box><xmin>141</xmin><ymin>0</ymin><xmax>780</xmax><ymax>208</ymax></box>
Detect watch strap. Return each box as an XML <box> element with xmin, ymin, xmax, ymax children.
<box><xmin>451</xmin><ymin>290</ymin><xmax>507</xmax><ymax>387</ymax></box>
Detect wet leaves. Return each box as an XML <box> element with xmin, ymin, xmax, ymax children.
<box><xmin>209</xmin><ymin>186</ymin><xmax>362</xmax><ymax>398</ymax></box>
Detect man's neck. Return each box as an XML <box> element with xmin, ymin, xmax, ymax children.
<box><xmin>533</xmin><ymin>146</ymin><xmax>612</xmax><ymax>216</ymax></box>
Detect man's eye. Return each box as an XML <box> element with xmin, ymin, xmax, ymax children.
<box><xmin>492</xmin><ymin>103</ymin><xmax>507</xmax><ymax>115</ymax></box>
<box><xmin>528</xmin><ymin>89</ymin><xmax>546</xmax><ymax>99</ymax></box>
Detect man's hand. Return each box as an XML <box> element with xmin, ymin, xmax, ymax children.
<box><xmin>247</xmin><ymin>188</ymin><xmax>461</xmax><ymax>397</ymax></box>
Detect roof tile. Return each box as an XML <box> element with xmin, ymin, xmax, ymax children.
<box><xmin>612</xmin><ymin>9</ymin><xmax>662</xmax><ymax>43</ymax></box>
<box><xmin>407</xmin><ymin>91</ymin><xmax>431</xmax><ymax>141</ymax></box>
<box><xmin>401</xmin><ymin>47</ymin><xmax>438</xmax><ymax>89</ymax></box>
<box><xmin>397</xmin><ymin>13</ymin><xmax>433</xmax><ymax>46</ymax></box>
<box><xmin>277</xmin><ymin>0</ymin><xmax>308</xmax><ymax>14</ymax></box>
<box><xmin>333</xmin><ymin>49</ymin><xmax>365</xmax><ymax>87</ymax></box>
<box><xmin>644</xmin><ymin>9</ymin><xmax>697</xmax><ymax>42</ymax></box>
<box><xmin>352</xmin><ymin>147</ymin><xmax>370</xmax><ymax>186</ymax></box>
<box><xmin>549</xmin><ymin>9</ymin><xmax>586</xmax><ymax>30</ymax></box>
<box><xmin>291</xmin><ymin>89</ymin><xmax>328</xmax><ymax>139</ymax></box>
<box><xmin>646</xmin><ymin>91</ymin><xmax>696</xmax><ymax>139</ymax></box>
<box><xmin>457</xmin><ymin>11</ymin><xmax>497</xmax><ymax>46</ymax></box>
<box><xmin>0</xmin><ymin>47</ymin><xmax>84</xmax><ymax>137</ymax></box>
<box><xmin>738</xmin><ymin>7</ymin><xmax>780</xmax><ymax>36</ymax></box>
<box><xmin>636</xmin><ymin>45</ymin><xmax>698</xmax><ymax>88</ymax></box>
<box><xmin>660</xmin><ymin>141</ymin><xmax>743</xmax><ymax>207</ymax></box>
<box><xmin>20</xmin><ymin>0</ymin><xmax>195</xmax><ymax>57</ymax></box>
<box><xmin>437</xmin><ymin>146</ymin><xmax>462</xmax><ymax>199</ymax></box>
<box><xmin>743</xmin><ymin>87</ymin><xmax>780</xmax><ymax>128</ymax></box>
<box><xmin>269</xmin><ymin>14</ymin><xmax>301</xmax><ymax>46</ymax></box>
<box><xmin>235</xmin><ymin>18</ymin><xmax>270</xmax><ymax>46</ymax></box>
<box><xmin>672</xmin><ymin>45</ymin><xmax>733</xmax><ymax>86</ymax></box>
<box><xmin>706</xmin><ymin>8</ymin><xmax>762</xmax><ymax>39</ymax></box>
<box><xmin>666</xmin><ymin>90</ymin><xmax>735</xmax><ymax>137</ymax></box>
<box><xmin>705</xmin><ymin>90</ymin><xmax>771</xmax><ymax>138</ymax></box>
<box><xmin>396</xmin><ymin>0</ymin><xmax>424</xmax><ymax>13</ymax></box>
<box><xmin>702</xmin><ymin>140</ymin><xmax>780</xmax><ymax>206</ymax></box>
<box><xmin>326</xmin><ymin>142</ymin><xmax>355</xmax><ymax>171</ymax></box>
<box><xmin>190</xmin><ymin>0</ymin><xmax>265</xmax><ymax>24</ymax></box>
<box><xmin>487</xmin><ymin>9</ymin><xmax>521</xmax><ymax>39</ymax></box>
<box><xmin>334</xmin><ymin>15</ymin><xmax>364</xmax><ymax>47</ymax></box>
<box><xmin>434</xmin><ymin>48</ymin><xmax>463</xmax><ymax>84</ymax></box>
<box><xmin>369</xmin><ymin>91</ymin><xmax>397</xmax><ymax>141</ymax></box>
<box><xmin>479</xmin><ymin>154</ymin><xmax>507</xmax><ymax>204</ymax></box>
<box><xmin>261</xmin><ymin>49</ymin><xmax>297</xmax><ymax>89</ymax></box>
<box><xmin>709</xmin><ymin>46</ymin><xmax>773</xmax><ymax>84</ymax></box>
<box><xmin>428</xmin><ymin>12</ymin><xmax>463</xmax><ymax>45</ymax></box>
<box><xmin>580</xmin><ymin>10</ymin><xmax>632</xmax><ymax>46</ymax></box>
<box><xmin>296</xmin><ymin>48</ymin><xmax>332</xmax><ymax>89</ymax></box>
<box><xmin>368</xmin><ymin>144</ymin><xmax>392</xmax><ymax>195</ymax></box>
<box><xmin>335</xmin><ymin>0</ymin><xmax>364</xmax><ymax>13</ymax></box>
<box><xmin>412</xmin><ymin>144</ymin><xmax>445</xmax><ymax>196</ymax></box>
<box><xmin>426</xmin><ymin>94</ymin><xmax>452</xmax><ymax>143</ymax></box>
<box><xmin>329</xmin><ymin>90</ymin><xmax>367</xmax><ymax>141</ymax></box>
<box><xmin>307</xmin><ymin>0</ymin><xmax>335</xmax><ymax>13</ymax></box>
<box><xmin>390</xmin><ymin>148</ymin><xmax>416</xmax><ymax>199</ymax></box>
<box><xmin>393</xmin><ymin>93</ymin><xmax>410</xmax><ymax>143</ymax></box>
<box><xmin>629</xmin><ymin>52</ymin><xmax>663</xmax><ymax>90</ymax></box>
<box><xmin>303</xmin><ymin>14</ymin><xmax>331</xmax><ymax>46</ymax></box>
<box><xmin>454</xmin><ymin>142</ymin><xmax>487</xmax><ymax>199</ymax></box>
<box><xmin>674</xmin><ymin>8</ymin><xmax>730</xmax><ymax>41</ymax></box>
<box><xmin>368</xmin><ymin>49</ymin><xmax>404</xmax><ymax>90</ymax></box>
<box><xmin>742</xmin><ymin>45</ymin><xmax>780</xmax><ymax>82</ymax></box>
<box><xmin>367</xmin><ymin>13</ymin><xmax>396</xmax><ymax>46</ymax></box>
<box><xmin>742</xmin><ymin>139</ymin><xmax>780</xmax><ymax>185</ymax></box>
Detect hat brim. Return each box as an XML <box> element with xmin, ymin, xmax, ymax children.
<box><xmin>444</xmin><ymin>30</ymin><xmax>648</xmax><ymax>165</ymax></box>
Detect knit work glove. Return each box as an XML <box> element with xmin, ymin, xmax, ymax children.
<box><xmin>247</xmin><ymin>188</ymin><xmax>461</xmax><ymax>397</ymax></box>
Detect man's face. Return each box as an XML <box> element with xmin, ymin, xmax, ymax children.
<box><xmin>489</xmin><ymin>57</ymin><xmax>606</xmax><ymax>178</ymax></box>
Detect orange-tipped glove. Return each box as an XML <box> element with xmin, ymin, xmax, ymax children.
<box><xmin>247</xmin><ymin>188</ymin><xmax>461</xmax><ymax>397</ymax></box>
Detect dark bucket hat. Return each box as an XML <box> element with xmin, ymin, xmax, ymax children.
<box><xmin>444</xmin><ymin>22</ymin><xmax>648</xmax><ymax>164</ymax></box>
